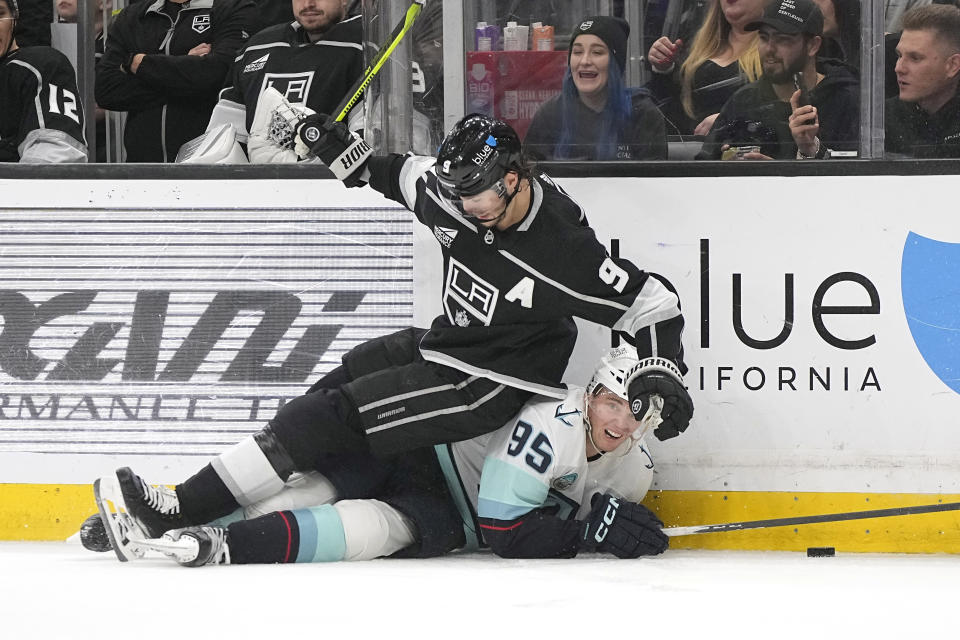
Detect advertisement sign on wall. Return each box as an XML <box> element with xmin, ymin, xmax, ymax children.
<box><xmin>0</xmin><ymin>181</ymin><xmax>413</xmax><ymax>482</ymax></box>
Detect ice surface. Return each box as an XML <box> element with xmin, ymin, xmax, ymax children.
<box><xmin>3</xmin><ymin>542</ymin><xmax>957</xmax><ymax>638</ymax></box>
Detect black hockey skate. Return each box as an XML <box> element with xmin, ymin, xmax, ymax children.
<box><xmin>141</xmin><ymin>526</ymin><xmax>231</xmax><ymax>567</ymax></box>
<box><xmin>115</xmin><ymin>467</ymin><xmax>186</xmax><ymax>538</ymax></box>
<box><xmin>79</xmin><ymin>513</ymin><xmax>112</xmax><ymax>552</ymax></box>
<box><xmin>93</xmin><ymin>476</ymin><xmax>149</xmax><ymax>562</ymax></box>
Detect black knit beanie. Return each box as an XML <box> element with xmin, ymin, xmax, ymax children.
<box><xmin>568</xmin><ymin>16</ymin><xmax>630</xmax><ymax>72</ymax></box>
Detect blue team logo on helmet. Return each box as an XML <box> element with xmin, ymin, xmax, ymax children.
<box><xmin>902</xmin><ymin>231</ymin><xmax>960</xmax><ymax>394</ymax></box>
<box><xmin>485</xmin><ymin>135</ymin><xmax>497</xmax><ymax>147</ymax></box>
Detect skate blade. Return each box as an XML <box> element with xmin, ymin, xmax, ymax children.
<box><xmin>93</xmin><ymin>477</ymin><xmax>147</xmax><ymax>562</ymax></box>
<box><xmin>138</xmin><ymin>536</ymin><xmax>199</xmax><ymax>564</ymax></box>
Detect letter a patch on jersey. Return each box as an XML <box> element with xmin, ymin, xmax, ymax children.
<box><xmin>505</xmin><ymin>277</ymin><xmax>535</xmax><ymax>309</ymax></box>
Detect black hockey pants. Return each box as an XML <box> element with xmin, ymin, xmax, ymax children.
<box><xmin>268</xmin><ymin>328</ymin><xmax>534</xmax><ymax>464</ymax></box>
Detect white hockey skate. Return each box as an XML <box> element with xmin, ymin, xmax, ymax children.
<box><xmin>136</xmin><ymin>527</ymin><xmax>231</xmax><ymax>567</ymax></box>
<box><xmin>93</xmin><ymin>475</ymin><xmax>149</xmax><ymax>562</ymax></box>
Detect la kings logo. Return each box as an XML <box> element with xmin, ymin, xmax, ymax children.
<box><xmin>444</xmin><ymin>258</ymin><xmax>498</xmax><ymax>326</ymax></box>
<box><xmin>192</xmin><ymin>15</ymin><xmax>211</xmax><ymax>34</ymax></box>
<box><xmin>433</xmin><ymin>226</ymin><xmax>458</xmax><ymax>248</ymax></box>
<box><xmin>261</xmin><ymin>72</ymin><xmax>315</xmax><ymax>105</ymax></box>
<box><xmin>243</xmin><ymin>54</ymin><xmax>269</xmax><ymax>74</ymax></box>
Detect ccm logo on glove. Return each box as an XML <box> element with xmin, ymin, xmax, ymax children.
<box><xmin>593</xmin><ymin>496</ymin><xmax>620</xmax><ymax>543</ymax></box>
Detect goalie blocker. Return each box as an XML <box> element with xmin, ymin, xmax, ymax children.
<box><xmin>625</xmin><ymin>357</ymin><xmax>693</xmax><ymax>441</ymax></box>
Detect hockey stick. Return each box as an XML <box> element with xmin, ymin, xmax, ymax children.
<box><xmin>333</xmin><ymin>0</ymin><xmax>426</xmax><ymax>123</ymax></box>
<box><xmin>663</xmin><ymin>500</ymin><xmax>960</xmax><ymax>537</ymax></box>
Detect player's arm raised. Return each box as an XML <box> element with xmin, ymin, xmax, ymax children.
<box><xmin>553</xmin><ymin>231</ymin><xmax>693</xmax><ymax>441</ymax></box>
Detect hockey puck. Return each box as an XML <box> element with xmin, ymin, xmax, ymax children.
<box><xmin>806</xmin><ymin>547</ymin><xmax>835</xmax><ymax>557</ymax></box>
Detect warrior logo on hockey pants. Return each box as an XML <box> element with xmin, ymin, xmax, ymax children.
<box><xmin>902</xmin><ymin>231</ymin><xmax>960</xmax><ymax>395</ymax></box>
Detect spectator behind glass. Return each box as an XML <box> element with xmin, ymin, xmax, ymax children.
<box><xmin>1</xmin><ymin>0</ymin><xmax>88</xmax><ymax>162</ymax></box>
<box><xmin>57</xmin><ymin>0</ymin><xmax>111</xmax><ymax>162</ymax></box>
<box><xmin>812</xmin><ymin>0</ymin><xmax>860</xmax><ymax>65</ymax></box>
<box><xmin>647</xmin><ymin>0</ymin><xmax>766</xmax><ymax>136</ymax></box>
<box><xmin>95</xmin><ymin>0</ymin><xmax>257</xmax><ymax>162</ymax></box>
<box><xmin>696</xmin><ymin>0</ymin><xmax>859</xmax><ymax>160</ymax></box>
<box><xmin>12</xmin><ymin>0</ymin><xmax>51</xmax><ymax>47</ymax></box>
<box><xmin>886</xmin><ymin>4</ymin><xmax>960</xmax><ymax>158</ymax></box>
<box><xmin>524</xmin><ymin>16</ymin><xmax>667</xmax><ymax>161</ymax></box>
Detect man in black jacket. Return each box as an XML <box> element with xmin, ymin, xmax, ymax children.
<box><xmin>95</xmin><ymin>0</ymin><xmax>257</xmax><ymax>162</ymax></box>
<box><xmin>885</xmin><ymin>4</ymin><xmax>960</xmax><ymax>159</ymax></box>
<box><xmin>698</xmin><ymin>0</ymin><xmax>859</xmax><ymax>160</ymax></box>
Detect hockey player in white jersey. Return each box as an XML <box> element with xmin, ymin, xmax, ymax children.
<box><xmin>93</xmin><ymin>112</ymin><xmax>692</xmax><ymax>551</ymax></box>
<box><xmin>92</xmin><ymin>346</ymin><xmax>670</xmax><ymax>565</ymax></box>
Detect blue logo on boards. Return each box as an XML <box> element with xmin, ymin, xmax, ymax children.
<box><xmin>485</xmin><ymin>135</ymin><xmax>497</xmax><ymax>147</ymax></box>
<box><xmin>902</xmin><ymin>231</ymin><xmax>960</xmax><ymax>394</ymax></box>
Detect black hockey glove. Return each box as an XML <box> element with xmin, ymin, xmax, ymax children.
<box><xmin>294</xmin><ymin>114</ymin><xmax>372</xmax><ymax>187</ymax></box>
<box><xmin>580</xmin><ymin>493</ymin><xmax>669</xmax><ymax>558</ymax></box>
<box><xmin>626</xmin><ymin>357</ymin><xmax>693</xmax><ymax>441</ymax></box>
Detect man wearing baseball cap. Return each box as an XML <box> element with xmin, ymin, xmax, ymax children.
<box><xmin>697</xmin><ymin>0</ymin><xmax>859</xmax><ymax>160</ymax></box>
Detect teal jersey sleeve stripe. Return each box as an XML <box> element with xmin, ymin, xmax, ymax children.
<box><xmin>477</xmin><ymin>497</ymin><xmax>538</xmax><ymax>521</ymax></box>
<box><xmin>477</xmin><ymin>457</ymin><xmax>549</xmax><ymax>519</ymax></box>
<box><xmin>291</xmin><ymin>505</ymin><xmax>346</xmax><ymax>563</ymax></box>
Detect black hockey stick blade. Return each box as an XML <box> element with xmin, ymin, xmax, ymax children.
<box><xmin>663</xmin><ymin>500</ymin><xmax>960</xmax><ymax>537</ymax></box>
<box><xmin>334</xmin><ymin>0</ymin><xmax>426</xmax><ymax>122</ymax></box>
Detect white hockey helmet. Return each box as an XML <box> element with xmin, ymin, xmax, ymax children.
<box><xmin>586</xmin><ymin>343</ymin><xmax>640</xmax><ymax>401</ymax></box>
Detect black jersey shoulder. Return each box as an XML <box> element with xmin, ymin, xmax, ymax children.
<box><xmin>244</xmin><ymin>21</ymin><xmax>297</xmax><ymax>48</ymax></box>
<box><xmin>4</xmin><ymin>46</ymin><xmax>76</xmax><ymax>79</ymax></box>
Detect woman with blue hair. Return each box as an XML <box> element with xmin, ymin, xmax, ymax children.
<box><xmin>524</xmin><ymin>16</ymin><xmax>667</xmax><ymax>161</ymax></box>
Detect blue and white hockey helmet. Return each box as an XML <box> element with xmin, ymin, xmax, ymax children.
<box><xmin>586</xmin><ymin>344</ymin><xmax>640</xmax><ymax>402</ymax></box>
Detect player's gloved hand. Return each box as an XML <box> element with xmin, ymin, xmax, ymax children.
<box><xmin>294</xmin><ymin>113</ymin><xmax>372</xmax><ymax>187</ymax></box>
<box><xmin>580</xmin><ymin>493</ymin><xmax>669</xmax><ymax>558</ymax></box>
<box><xmin>626</xmin><ymin>357</ymin><xmax>693</xmax><ymax>441</ymax></box>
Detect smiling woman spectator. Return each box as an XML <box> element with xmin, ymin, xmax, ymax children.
<box><xmin>523</xmin><ymin>15</ymin><xmax>667</xmax><ymax>161</ymax></box>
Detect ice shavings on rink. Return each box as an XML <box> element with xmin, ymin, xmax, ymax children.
<box><xmin>2</xmin><ymin>542</ymin><xmax>958</xmax><ymax>639</ymax></box>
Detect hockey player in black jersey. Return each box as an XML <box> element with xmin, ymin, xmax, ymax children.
<box><xmin>95</xmin><ymin>113</ymin><xmax>694</xmax><ymax>546</ymax></box>
<box><xmin>202</xmin><ymin>0</ymin><xmax>364</xmax><ymax>163</ymax></box>
<box><xmin>0</xmin><ymin>0</ymin><xmax>88</xmax><ymax>162</ymax></box>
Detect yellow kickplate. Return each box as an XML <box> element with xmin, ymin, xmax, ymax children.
<box><xmin>0</xmin><ymin>484</ymin><xmax>96</xmax><ymax>541</ymax></box>
<box><xmin>4</xmin><ymin>484</ymin><xmax>960</xmax><ymax>552</ymax></box>
<box><xmin>644</xmin><ymin>490</ymin><xmax>960</xmax><ymax>553</ymax></box>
